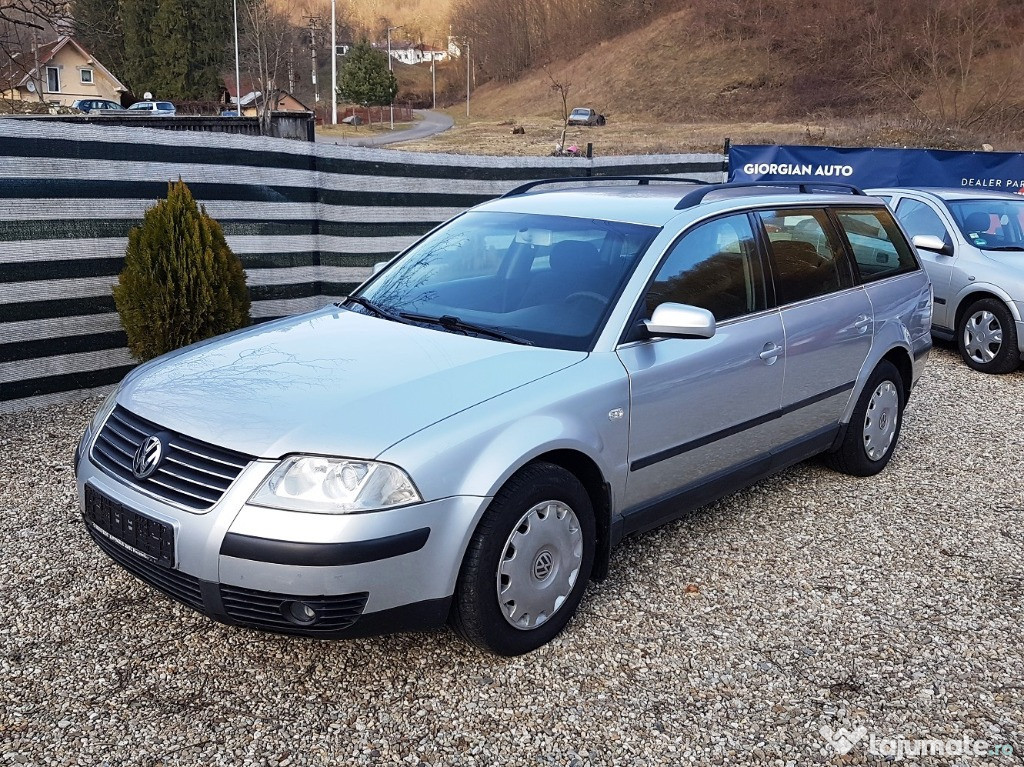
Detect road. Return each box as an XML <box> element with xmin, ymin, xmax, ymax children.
<box><xmin>316</xmin><ymin>109</ymin><xmax>454</xmax><ymax>147</ymax></box>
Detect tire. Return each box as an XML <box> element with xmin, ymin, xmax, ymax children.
<box><xmin>826</xmin><ymin>360</ymin><xmax>905</xmax><ymax>477</ymax></box>
<box><xmin>956</xmin><ymin>298</ymin><xmax>1020</xmax><ymax>374</ymax></box>
<box><xmin>451</xmin><ymin>462</ymin><xmax>595</xmax><ymax>656</ymax></box>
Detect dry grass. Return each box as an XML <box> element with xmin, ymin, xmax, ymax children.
<box><xmin>392</xmin><ymin>113</ymin><xmax>1024</xmax><ymax>156</ymax></box>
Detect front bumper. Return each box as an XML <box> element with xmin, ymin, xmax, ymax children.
<box><xmin>76</xmin><ymin>445</ymin><xmax>489</xmax><ymax>639</ymax></box>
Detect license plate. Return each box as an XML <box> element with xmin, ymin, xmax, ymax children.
<box><xmin>84</xmin><ymin>485</ymin><xmax>175</xmax><ymax>568</ymax></box>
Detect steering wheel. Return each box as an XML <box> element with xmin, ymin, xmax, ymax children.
<box><xmin>565</xmin><ymin>291</ymin><xmax>609</xmax><ymax>310</ymax></box>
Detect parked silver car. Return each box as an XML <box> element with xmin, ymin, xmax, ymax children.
<box><xmin>126</xmin><ymin>100</ymin><xmax>177</xmax><ymax>116</ymax></box>
<box><xmin>867</xmin><ymin>187</ymin><xmax>1024</xmax><ymax>373</ymax></box>
<box><xmin>76</xmin><ymin>180</ymin><xmax>931</xmax><ymax>655</ymax></box>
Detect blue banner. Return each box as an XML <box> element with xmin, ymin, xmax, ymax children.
<box><xmin>729</xmin><ymin>144</ymin><xmax>1024</xmax><ymax>193</ymax></box>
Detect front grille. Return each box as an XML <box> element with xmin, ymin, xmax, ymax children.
<box><xmin>91</xmin><ymin>405</ymin><xmax>253</xmax><ymax>511</ymax></box>
<box><xmin>86</xmin><ymin>520</ymin><xmax>204</xmax><ymax>611</ymax></box>
<box><xmin>220</xmin><ymin>584</ymin><xmax>368</xmax><ymax>633</ymax></box>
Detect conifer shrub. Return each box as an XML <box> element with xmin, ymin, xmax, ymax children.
<box><xmin>113</xmin><ymin>179</ymin><xmax>250</xmax><ymax>361</ymax></box>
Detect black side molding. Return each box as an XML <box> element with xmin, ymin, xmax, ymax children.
<box><xmin>630</xmin><ymin>381</ymin><xmax>854</xmax><ymax>472</ymax></box>
<box><xmin>221</xmin><ymin>528</ymin><xmax>430</xmax><ymax>567</ymax></box>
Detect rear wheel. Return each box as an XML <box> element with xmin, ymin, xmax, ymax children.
<box><xmin>451</xmin><ymin>462</ymin><xmax>595</xmax><ymax>656</ymax></box>
<box><xmin>957</xmin><ymin>298</ymin><xmax>1020</xmax><ymax>374</ymax></box>
<box><xmin>826</xmin><ymin>360</ymin><xmax>905</xmax><ymax>477</ymax></box>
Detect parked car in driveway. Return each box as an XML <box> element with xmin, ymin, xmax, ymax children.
<box><xmin>567</xmin><ymin>107</ymin><xmax>605</xmax><ymax>126</ymax></box>
<box><xmin>127</xmin><ymin>100</ymin><xmax>176</xmax><ymax>116</ymax></box>
<box><xmin>75</xmin><ymin>179</ymin><xmax>931</xmax><ymax>655</ymax></box>
<box><xmin>71</xmin><ymin>98</ymin><xmax>126</xmax><ymax>114</ymax></box>
<box><xmin>867</xmin><ymin>187</ymin><xmax>1024</xmax><ymax>373</ymax></box>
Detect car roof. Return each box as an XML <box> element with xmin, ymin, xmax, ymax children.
<box><xmin>478</xmin><ymin>183</ymin><xmax>887</xmax><ymax>227</ymax></box>
<box><xmin>866</xmin><ymin>186</ymin><xmax>1024</xmax><ymax>202</ymax></box>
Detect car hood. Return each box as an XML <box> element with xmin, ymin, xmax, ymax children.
<box><xmin>118</xmin><ymin>306</ymin><xmax>586</xmax><ymax>459</ymax></box>
<box><xmin>983</xmin><ymin>251</ymin><xmax>1024</xmax><ymax>273</ymax></box>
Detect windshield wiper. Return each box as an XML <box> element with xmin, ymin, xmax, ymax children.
<box><xmin>399</xmin><ymin>312</ymin><xmax>534</xmax><ymax>345</ymax></box>
<box><xmin>339</xmin><ymin>296</ymin><xmax>410</xmax><ymax>324</ymax></box>
<box><xmin>983</xmin><ymin>245</ymin><xmax>1024</xmax><ymax>251</ymax></box>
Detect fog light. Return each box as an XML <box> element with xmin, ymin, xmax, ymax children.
<box><xmin>282</xmin><ymin>600</ymin><xmax>318</xmax><ymax>626</ymax></box>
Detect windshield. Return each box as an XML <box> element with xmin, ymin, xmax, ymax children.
<box><xmin>128</xmin><ymin>103</ymin><xmax>150</xmax><ymax>110</ymax></box>
<box><xmin>947</xmin><ymin>199</ymin><xmax>1024</xmax><ymax>250</ymax></box>
<box><xmin>353</xmin><ymin>211</ymin><xmax>659</xmax><ymax>350</ymax></box>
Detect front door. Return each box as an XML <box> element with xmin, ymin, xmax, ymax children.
<box><xmin>618</xmin><ymin>213</ymin><xmax>785</xmax><ymax>514</ymax></box>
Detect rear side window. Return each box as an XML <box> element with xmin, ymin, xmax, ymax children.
<box><xmin>833</xmin><ymin>208</ymin><xmax>919</xmax><ymax>282</ymax></box>
<box><xmin>757</xmin><ymin>209</ymin><xmax>850</xmax><ymax>305</ymax></box>
<box><xmin>645</xmin><ymin>214</ymin><xmax>765</xmax><ymax>322</ymax></box>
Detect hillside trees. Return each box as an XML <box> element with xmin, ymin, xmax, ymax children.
<box><xmin>70</xmin><ymin>0</ymin><xmax>231</xmax><ymax>99</ymax></box>
<box><xmin>451</xmin><ymin>0</ymin><xmax>679</xmax><ymax>83</ymax></box>
<box><xmin>692</xmin><ymin>0</ymin><xmax>1024</xmax><ymax>128</ymax></box>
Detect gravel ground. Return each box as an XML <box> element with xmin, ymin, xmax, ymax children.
<box><xmin>1</xmin><ymin>345</ymin><xmax>1022</xmax><ymax>767</ymax></box>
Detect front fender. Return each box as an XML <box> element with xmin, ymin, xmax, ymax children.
<box><xmin>951</xmin><ymin>281</ymin><xmax>1023</xmax><ymax>323</ymax></box>
<box><xmin>378</xmin><ymin>353</ymin><xmax>631</xmax><ymax>511</ymax></box>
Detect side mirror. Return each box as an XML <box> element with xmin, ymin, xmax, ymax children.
<box><xmin>912</xmin><ymin>234</ymin><xmax>952</xmax><ymax>256</ymax></box>
<box><xmin>642</xmin><ymin>303</ymin><xmax>716</xmax><ymax>339</ymax></box>
<box><xmin>372</xmin><ymin>261</ymin><xmax>390</xmax><ymax>275</ymax></box>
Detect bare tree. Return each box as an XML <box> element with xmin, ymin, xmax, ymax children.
<box><xmin>241</xmin><ymin>0</ymin><xmax>299</xmax><ymax>133</ymax></box>
<box><xmin>546</xmin><ymin>68</ymin><xmax>571</xmax><ymax>152</ymax></box>
<box><xmin>1</xmin><ymin>0</ymin><xmax>69</xmax><ymax>105</ymax></box>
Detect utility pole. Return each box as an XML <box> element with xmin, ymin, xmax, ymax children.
<box><xmin>232</xmin><ymin>0</ymin><xmax>242</xmax><ymax>117</ymax></box>
<box><xmin>465</xmin><ymin>39</ymin><xmax>470</xmax><ymax>118</ymax></box>
<box><xmin>305</xmin><ymin>15</ymin><xmax>323</xmax><ymax>112</ymax></box>
<box><xmin>387</xmin><ymin>25</ymin><xmax>403</xmax><ymax>130</ymax></box>
<box><xmin>330</xmin><ymin>0</ymin><xmax>337</xmax><ymax>125</ymax></box>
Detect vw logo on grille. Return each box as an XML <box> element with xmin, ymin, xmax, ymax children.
<box><xmin>533</xmin><ymin>550</ymin><xmax>554</xmax><ymax>580</ymax></box>
<box><xmin>132</xmin><ymin>435</ymin><xmax>164</xmax><ymax>479</ymax></box>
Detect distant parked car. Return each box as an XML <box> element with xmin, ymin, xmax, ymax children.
<box><xmin>867</xmin><ymin>187</ymin><xmax>1024</xmax><ymax>373</ymax></box>
<box><xmin>567</xmin><ymin>107</ymin><xmax>606</xmax><ymax>126</ymax></box>
<box><xmin>127</xmin><ymin>100</ymin><xmax>177</xmax><ymax>116</ymax></box>
<box><xmin>71</xmin><ymin>98</ymin><xmax>126</xmax><ymax>114</ymax></box>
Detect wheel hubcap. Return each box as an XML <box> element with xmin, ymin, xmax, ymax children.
<box><xmin>964</xmin><ymin>310</ymin><xmax>1003</xmax><ymax>364</ymax></box>
<box><xmin>863</xmin><ymin>381</ymin><xmax>899</xmax><ymax>461</ymax></box>
<box><xmin>496</xmin><ymin>500</ymin><xmax>583</xmax><ymax>630</ymax></box>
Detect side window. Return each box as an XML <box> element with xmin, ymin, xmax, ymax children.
<box><xmin>833</xmin><ymin>208</ymin><xmax>919</xmax><ymax>281</ymax></box>
<box><xmin>757</xmin><ymin>209</ymin><xmax>850</xmax><ymax>305</ymax></box>
<box><xmin>645</xmin><ymin>214</ymin><xmax>765</xmax><ymax>322</ymax></box>
<box><xmin>894</xmin><ymin>198</ymin><xmax>950</xmax><ymax>244</ymax></box>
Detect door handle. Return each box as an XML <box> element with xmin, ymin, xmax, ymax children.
<box><xmin>759</xmin><ymin>342</ymin><xmax>783</xmax><ymax>362</ymax></box>
<box><xmin>854</xmin><ymin>314</ymin><xmax>871</xmax><ymax>333</ymax></box>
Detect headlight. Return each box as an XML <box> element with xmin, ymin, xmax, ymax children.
<box><xmin>248</xmin><ymin>456</ymin><xmax>422</xmax><ymax>514</ymax></box>
<box><xmin>87</xmin><ymin>386</ymin><xmax>120</xmax><ymax>437</ymax></box>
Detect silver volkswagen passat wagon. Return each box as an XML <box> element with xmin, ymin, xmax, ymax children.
<box><xmin>76</xmin><ymin>179</ymin><xmax>932</xmax><ymax>655</ymax></box>
<box><xmin>866</xmin><ymin>187</ymin><xmax>1024</xmax><ymax>373</ymax></box>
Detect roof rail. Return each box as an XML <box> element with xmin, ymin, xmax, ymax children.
<box><xmin>501</xmin><ymin>176</ymin><xmax>710</xmax><ymax>199</ymax></box>
<box><xmin>674</xmin><ymin>181</ymin><xmax>866</xmax><ymax>210</ymax></box>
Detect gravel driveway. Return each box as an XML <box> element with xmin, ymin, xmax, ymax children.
<box><xmin>1</xmin><ymin>345</ymin><xmax>1021</xmax><ymax>766</ymax></box>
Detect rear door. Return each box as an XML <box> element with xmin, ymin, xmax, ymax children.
<box><xmin>618</xmin><ymin>213</ymin><xmax>785</xmax><ymax>513</ymax></box>
<box><xmin>756</xmin><ymin>207</ymin><xmax>873</xmax><ymax>445</ymax></box>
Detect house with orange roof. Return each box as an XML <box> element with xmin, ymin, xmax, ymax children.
<box><xmin>1</xmin><ymin>35</ymin><xmax>128</xmax><ymax>107</ymax></box>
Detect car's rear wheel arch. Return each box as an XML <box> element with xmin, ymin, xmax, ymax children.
<box><xmin>881</xmin><ymin>346</ymin><xmax>913</xmax><ymax>402</ymax></box>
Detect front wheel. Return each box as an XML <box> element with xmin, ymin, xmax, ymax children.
<box><xmin>451</xmin><ymin>462</ymin><xmax>595</xmax><ymax>656</ymax></box>
<box><xmin>957</xmin><ymin>298</ymin><xmax>1020</xmax><ymax>374</ymax></box>
<box><xmin>826</xmin><ymin>360</ymin><xmax>905</xmax><ymax>477</ymax></box>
